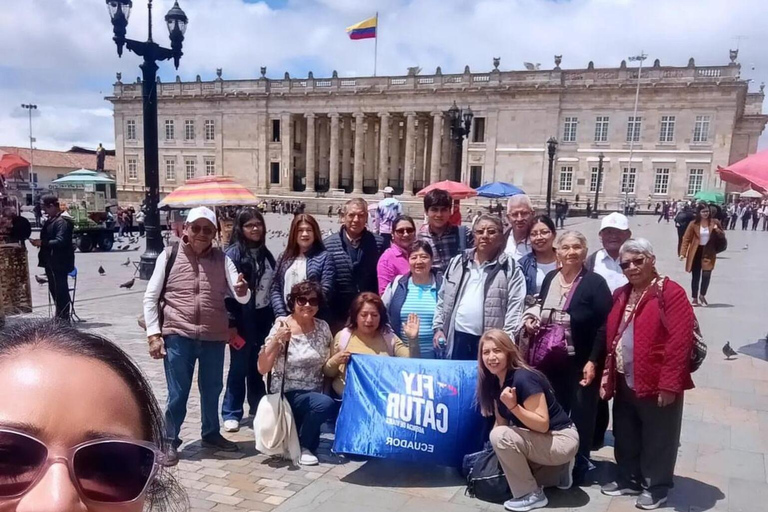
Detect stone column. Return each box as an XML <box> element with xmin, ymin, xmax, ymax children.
<box><xmin>305</xmin><ymin>113</ymin><xmax>316</xmax><ymax>192</ymax></box>
<box><xmin>353</xmin><ymin>113</ymin><xmax>365</xmax><ymax>194</ymax></box>
<box><xmin>329</xmin><ymin>113</ymin><xmax>340</xmax><ymax>191</ymax></box>
<box><xmin>441</xmin><ymin>115</ymin><xmax>452</xmax><ymax>180</ymax></box>
<box><xmin>415</xmin><ymin>116</ymin><xmax>426</xmax><ymax>189</ymax></box>
<box><xmin>390</xmin><ymin>116</ymin><xmax>401</xmax><ymax>187</ymax></box>
<box><xmin>280</xmin><ymin>113</ymin><xmax>292</xmax><ymax>190</ymax></box>
<box><xmin>430</xmin><ymin>111</ymin><xmax>443</xmax><ymax>185</ymax></box>
<box><xmin>403</xmin><ymin>112</ymin><xmax>416</xmax><ymax>196</ymax></box>
<box><xmin>378</xmin><ymin>112</ymin><xmax>390</xmax><ymax>192</ymax></box>
<box><xmin>341</xmin><ymin>115</ymin><xmax>352</xmax><ymax>191</ymax></box>
<box><xmin>318</xmin><ymin>116</ymin><xmax>329</xmax><ymax>188</ymax></box>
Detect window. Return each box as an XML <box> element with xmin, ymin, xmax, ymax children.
<box><xmin>654</xmin><ymin>168</ymin><xmax>670</xmax><ymax>195</ymax></box>
<box><xmin>562</xmin><ymin>117</ymin><xmax>578</xmax><ymax>142</ymax></box>
<box><xmin>164</xmin><ymin>120</ymin><xmax>175</xmax><ymax>141</ymax></box>
<box><xmin>185</xmin><ymin>158</ymin><xmax>196</xmax><ymax>180</ymax></box>
<box><xmin>626</xmin><ymin>116</ymin><xmax>642</xmax><ymax>142</ymax></box>
<box><xmin>558</xmin><ymin>166</ymin><xmax>573</xmax><ymax>192</ymax></box>
<box><xmin>30</xmin><ymin>172</ymin><xmax>38</xmax><ymax>183</ymax></box>
<box><xmin>184</xmin><ymin>120</ymin><xmax>195</xmax><ymax>141</ymax></box>
<box><xmin>469</xmin><ymin>166</ymin><xmax>482</xmax><ymax>188</ymax></box>
<box><xmin>594</xmin><ymin>116</ymin><xmax>609</xmax><ymax>142</ymax></box>
<box><xmin>270</xmin><ymin>162</ymin><xmax>280</xmax><ymax>184</ymax></box>
<box><xmin>659</xmin><ymin>115</ymin><xmax>676</xmax><ymax>142</ymax></box>
<box><xmin>687</xmin><ymin>169</ymin><xmax>704</xmax><ymax>196</ymax></box>
<box><xmin>589</xmin><ymin>166</ymin><xmax>605</xmax><ymax>193</ymax></box>
<box><xmin>127</xmin><ymin>158</ymin><xmax>138</xmax><ymax>180</ymax></box>
<box><xmin>165</xmin><ymin>159</ymin><xmax>176</xmax><ymax>181</ymax></box>
<box><xmin>204</xmin><ymin>120</ymin><xmax>215</xmax><ymax>141</ymax></box>
<box><xmin>621</xmin><ymin>167</ymin><xmax>637</xmax><ymax>194</ymax></box>
<box><xmin>472</xmin><ymin>118</ymin><xmax>486</xmax><ymax>143</ymax></box>
<box><xmin>204</xmin><ymin>158</ymin><xmax>215</xmax><ymax>176</ymax></box>
<box><xmin>272</xmin><ymin>119</ymin><xmax>281</xmax><ymax>142</ymax></box>
<box><xmin>126</xmin><ymin>119</ymin><xmax>136</xmax><ymax>141</ymax></box>
<box><xmin>693</xmin><ymin>115</ymin><xmax>711</xmax><ymax>143</ymax></box>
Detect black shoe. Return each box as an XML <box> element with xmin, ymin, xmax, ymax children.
<box><xmin>635</xmin><ymin>490</ymin><xmax>668</xmax><ymax>510</ymax></box>
<box><xmin>163</xmin><ymin>445</ymin><xmax>179</xmax><ymax>466</ymax></box>
<box><xmin>201</xmin><ymin>434</ymin><xmax>239</xmax><ymax>452</ymax></box>
<box><xmin>601</xmin><ymin>480</ymin><xmax>642</xmax><ymax>497</ymax></box>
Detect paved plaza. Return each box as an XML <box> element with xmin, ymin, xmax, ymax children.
<box><xmin>15</xmin><ymin>210</ymin><xmax>768</xmax><ymax>512</ymax></box>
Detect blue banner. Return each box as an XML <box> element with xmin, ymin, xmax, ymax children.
<box><xmin>333</xmin><ymin>355</ymin><xmax>486</xmax><ymax>466</ymax></box>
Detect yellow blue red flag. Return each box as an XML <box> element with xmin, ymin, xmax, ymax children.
<box><xmin>346</xmin><ymin>16</ymin><xmax>377</xmax><ymax>40</ymax></box>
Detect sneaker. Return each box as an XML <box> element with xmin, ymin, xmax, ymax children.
<box><xmin>503</xmin><ymin>488</ymin><xmax>548</xmax><ymax>511</ymax></box>
<box><xmin>699</xmin><ymin>295</ymin><xmax>708</xmax><ymax>307</ymax></box>
<box><xmin>223</xmin><ymin>419</ymin><xmax>240</xmax><ymax>432</ymax></box>
<box><xmin>691</xmin><ymin>298</ymin><xmax>700</xmax><ymax>307</ymax></box>
<box><xmin>557</xmin><ymin>458</ymin><xmax>575</xmax><ymax>490</ymax></box>
<box><xmin>635</xmin><ymin>490</ymin><xmax>668</xmax><ymax>510</ymax></box>
<box><xmin>163</xmin><ymin>445</ymin><xmax>179</xmax><ymax>467</ymax></box>
<box><xmin>601</xmin><ymin>480</ymin><xmax>642</xmax><ymax>497</ymax></box>
<box><xmin>201</xmin><ymin>434</ymin><xmax>238</xmax><ymax>452</ymax></box>
<box><xmin>299</xmin><ymin>449</ymin><xmax>319</xmax><ymax>466</ymax></box>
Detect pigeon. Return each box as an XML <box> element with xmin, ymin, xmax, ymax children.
<box><xmin>742</xmin><ymin>244</ymin><xmax>749</xmax><ymax>251</ymax></box>
<box><xmin>120</xmin><ymin>244</ymin><xmax>130</xmax><ymax>251</ymax></box>
<box><xmin>723</xmin><ymin>342</ymin><xmax>738</xmax><ymax>360</ymax></box>
<box><xmin>98</xmin><ymin>265</ymin><xmax>106</xmax><ymax>276</ymax></box>
<box><xmin>119</xmin><ymin>278</ymin><xmax>135</xmax><ymax>290</ymax></box>
<box><xmin>35</xmin><ymin>275</ymin><xmax>48</xmax><ymax>285</ymax></box>
<box><xmin>121</xmin><ymin>258</ymin><xmax>131</xmax><ymax>266</ymax></box>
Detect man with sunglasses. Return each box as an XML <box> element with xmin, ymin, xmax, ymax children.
<box><xmin>143</xmin><ymin>206</ymin><xmax>251</xmax><ymax>464</ymax></box>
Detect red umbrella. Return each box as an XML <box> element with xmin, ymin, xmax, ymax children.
<box><xmin>717</xmin><ymin>149</ymin><xmax>768</xmax><ymax>193</ymax></box>
<box><xmin>416</xmin><ymin>180</ymin><xmax>478</xmax><ymax>200</ymax></box>
<box><xmin>0</xmin><ymin>153</ymin><xmax>30</xmax><ymax>177</ymax></box>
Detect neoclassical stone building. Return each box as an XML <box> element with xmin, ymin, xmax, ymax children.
<box><xmin>109</xmin><ymin>52</ymin><xmax>766</xmax><ymax>207</ymax></box>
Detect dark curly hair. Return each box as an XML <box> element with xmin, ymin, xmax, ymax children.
<box><xmin>286</xmin><ymin>280</ymin><xmax>325</xmax><ymax>312</ymax></box>
<box><xmin>346</xmin><ymin>292</ymin><xmax>390</xmax><ymax>333</ymax></box>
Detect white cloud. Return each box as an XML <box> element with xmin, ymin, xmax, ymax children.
<box><xmin>1</xmin><ymin>0</ymin><xmax>767</xmax><ymax>152</ymax></box>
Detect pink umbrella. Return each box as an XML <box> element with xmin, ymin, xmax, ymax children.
<box><xmin>416</xmin><ymin>180</ymin><xmax>478</xmax><ymax>200</ymax></box>
<box><xmin>717</xmin><ymin>149</ymin><xmax>768</xmax><ymax>193</ymax></box>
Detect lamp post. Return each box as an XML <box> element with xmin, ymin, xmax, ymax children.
<box><xmin>591</xmin><ymin>152</ymin><xmax>604</xmax><ymax>218</ymax></box>
<box><xmin>448</xmin><ymin>101</ymin><xmax>473</xmax><ymax>182</ymax></box>
<box><xmin>624</xmin><ymin>52</ymin><xmax>647</xmax><ymax>215</ymax></box>
<box><xmin>545</xmin><ymin>136</ymin><xmax>558</xmax><ymax>216</ymax></box>
<box><xmin>105</xmin><ymin>0</ymin><xmax>188</xmax><ymax>280</ymax></box>
<box><xmin>21</xmin><ymin>104</ymin><xmax>37</xmax><ymax>201</ymax></box>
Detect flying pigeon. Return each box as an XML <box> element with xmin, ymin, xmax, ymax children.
<box><xmin>35</xmin><ymin>275</ymin><xmax>48</xmax><ymax>285</ymax></box>
<box><xmin>722</xmin><ymin>342</ymin><xmax>738</xmax><ymax>360</ymax></box>
<box><xmin>119</xmin><ymin>278</ymin><xmax>135</xmax><ymax>290</ymax></box>
<box><xmin>98</xmin><ymin>265</ymin><xmax>106</xmax><ymax>276</ymax></box>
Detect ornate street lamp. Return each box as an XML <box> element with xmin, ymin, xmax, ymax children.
<box><xmin>448</xmin><ymin>101</ymin><xmax>473</xmax><ymax>182</ymax></box>
<box><xmin>546</xmin><ymin>137</ymin><xmax>558</xmax><ymax>216</ymax></box>
<box><xmin>591</xmin><ymin>152</ymin><xmax>604</xmax><ymax>218</ymax></box>
<box><xmin>106</xmin><ymin>0</ymin><xmax>188</xmax><ymax>280</ymax></box>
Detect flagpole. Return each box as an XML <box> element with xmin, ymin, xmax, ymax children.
<box><xmin>373</xmin><ymin>12</ymin><xmax>378</xmax><ymax>76</ymax></box>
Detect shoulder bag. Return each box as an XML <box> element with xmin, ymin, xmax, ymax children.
<box><xmin>655</xmin><ymin>278</ymin><xmax>707</xmax><ymax>372</ymax></box>
<box><xmin>526</xmin><ymin>276</ymin><xmax>581</xmax><ymax>372</ymax></box>
<box><xmin>464</xmin><ymin>444</ymin><xmax>512</xmax><ymax>504</ymax></box>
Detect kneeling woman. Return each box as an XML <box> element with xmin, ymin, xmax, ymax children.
<box><xmin>478</xmin><ymin>329</ymin><xmax>579</xmax><ymax>512</ymax></box>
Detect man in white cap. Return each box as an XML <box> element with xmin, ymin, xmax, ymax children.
<box><xmin>143</xmin><ymin>206</ymin><xmax>251</xmax><ymax>465</ymax></box>
<box><xmin>374</xmin><ymin>186</ymin><xmax>402</xmax><ymax>249</ymax></box>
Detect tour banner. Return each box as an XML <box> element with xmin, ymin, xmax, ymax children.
<box><xmin>333</xmin><ymin>355</ymin><xmax>486</xmax><ymax>466</ymax></box>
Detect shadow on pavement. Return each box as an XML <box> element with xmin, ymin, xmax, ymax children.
<box><xmin>542</xmin><ymin>487</ymin><xmax>591</xmax><ymax>508</ymax></box>
<box><xmin>668</xmin><ymin>474</ymin><xmax>726</xmax><ymax>511</ymax></box>
<box><xmin>703</xmin><ymin>303</ymin><xmax>733</xmax><ymax>309</ymax></box>
<box><xmin>77</xmin><ymin>321</ymin><xmax>113</xmax><ymax>328</ymax></box>
<box><xmin>739</xmin><ymin>339</ymin><xmax>768</xmax><ymax>362</ymax></box>
<box><xmin>341</xmin><ymin>459</ymin><xmax>464</xmax><ymax>488</ymax></box>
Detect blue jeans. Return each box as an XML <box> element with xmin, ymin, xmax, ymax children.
<box><xmin>163</xmin><ymin>335</ymin><xmax>226</xmax><ymax>446</ymax></box>
<box><xmin>284</xmin><ymin>390</ymin><xmax>337</xmax><ymax>452</ymax></box>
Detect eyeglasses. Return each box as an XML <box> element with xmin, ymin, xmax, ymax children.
<box><xmin>295</xmin><ymin>296</ymin><xmax>319</xmax><ymax>307</ymax></box>
<box><xmin>243</xmin><ymin>222</ymin><xmax>262</xmax><ymax>230</ymax></box>
<box><xmin>394</xmin><ymin>227</ymin><xmax>415</xmax><ymax>235</ymax></box>
<box><xmin>189</xmin><ymin>224</ymin><xmax>216</xmax><ymax>236</ymax></box>
<box><xmin>619</xmin><ymin>257</ymin><xmax>646</xmax><ymax>270</ymax></box>
<box><xmin>0</xmin><ymin>428</ymin><xmax>160</xmax><ymax>503</ymax></box>
<box><xmin>530</xmin><ymin>229</ymin><xmax>552</xmax><ymax>239</ymax></box>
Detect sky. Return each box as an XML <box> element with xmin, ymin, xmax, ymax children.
<box><xmin>2</xmin><ymin>0</ymin><xmax>767</xmax><ymax>152</ymax></box>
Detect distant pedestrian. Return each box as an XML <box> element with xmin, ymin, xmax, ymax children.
<box><xmin>680</xmin><ymin>204</ymin><xmax>726</xmax><ymax>307</ymax></box>
<box><xmin>374</xmin><ymin>186</ymin><xmax>402</xmax><ymax>249</ymax></box>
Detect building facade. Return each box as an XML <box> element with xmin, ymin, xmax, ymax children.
<box><xmin>108</xmin><ymin>52</ymin><xmax>767</xmax><ymax>208</ymax></box>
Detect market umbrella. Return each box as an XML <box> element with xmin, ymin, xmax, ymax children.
<box><xmin>476</xmin><ymin>182</ymin><xmax>525</xmax><ymax>198</ymax></box>
<box><xmin>0</xmin><ymin>153</ymin><xmax>30</xmax><ymax>177</ymax></box>
<box><xmin>51</xmin><ymin>168</ymin><xmax>116</xmax><ymax>185</ymax></box>
<box><xmin>159</xmin><ymin>175</ymin><xmax>259</xmax><ymax>208</ymax></box>
<box><xmin>693</xmin><ymin>190</ymin><xmax>725</xmax><ymax>203</ymax></box>
<box><xmin>416</xmin><ymin>180</ymin><xmax>478</xmax><ymax>200</ymax></box>
<box><xmin>717</xmin><ymin>149</ymin><xmax>768</xmax><ymax>193</ymax></box>
<box><xmin>739</xmin><ymin>189</ymin><xmax>763</xmax><ymax>199</ymax></box>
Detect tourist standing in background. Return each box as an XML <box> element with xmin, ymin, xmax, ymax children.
<box><xmin>374</xmin><ymin>186</ymin><xmax>402</xmax><ymax>249</ymax></box>
<box><xmin>504</xmin><ymin>194</ymin><xmax>535</xmax><ymax>261</ymax></box>
<box><xmin>418</xmin><ymin>189</ymin><xmax>472</xmax><ymax>275</ymax></box>
<box><xmin>679</xmin><ymin>203</ymin><xmax>725</xmax><ymax>307</ymax></box>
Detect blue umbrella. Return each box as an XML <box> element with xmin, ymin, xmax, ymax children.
<box><xmin>476</xmin><ymin>182</ymin><xmax>525</xmax><ymax>198</ymax></box>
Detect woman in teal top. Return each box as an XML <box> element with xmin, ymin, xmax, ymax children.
<box><xmin>382</xmin><ymin>241</ymin><xmax>443</xmax><ymax>358</ymax></box>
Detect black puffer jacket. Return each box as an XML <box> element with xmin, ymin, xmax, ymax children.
<box><xmin>38</xmin><ymin>213</ymin><xmax>75</xmax><ymax>273</ymax></box>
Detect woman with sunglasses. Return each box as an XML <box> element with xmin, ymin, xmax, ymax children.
<box><xmin>0</xmin><ymin>319</ymin><xmax>185</xmax><ymax>510</ymax></box>
<box><xmin>259</xmin><ymin>280</ymin><xmax>336</xmax><ymax>467</ymax></box>
<box><xmin>376</xmin><ymin>215</ymin><xmax>417</xmax><ymax>295</ymax></box>
<box><xmin>382</xmin><ymin>240</ymin><xmax>442</xmax><ymax>358</ymax></box>
<box><xmin>221</xmin><ymin>208</ymin><xmax>276</xmax><ymax>433</ymax></box>
<box><xmin>679</xmin><ymin>203</ymin><xmax>725</xmax><ymax>307</ymax></box>
<box><xmin>521</xmin><ymin>230</ymin><xmax>612</xmax><ymax>483</ymax></box>
<box><xmin>518</xmin><ymin>215</ymin><xmax>558</xmax><ymax>298</ymax></box>
<box><xmin>270</xmin><ymin>214</ymin><xmax>335</xmax><ymax>320</ymax></box>
<box><xmin>600</xmin><ymin>239</ymin><xmax>694</xmax><ymax>510</ymax></box>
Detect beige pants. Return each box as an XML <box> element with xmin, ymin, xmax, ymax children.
<box><xmin>490</xmin><ymin>424</ymin><xmax>580</xmax><ymax>498</ymax></box>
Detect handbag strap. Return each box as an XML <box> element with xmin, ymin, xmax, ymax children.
<box><xmin>608</xmin><ymin>282</ymin><xmax>655</xmax><ymax>354</ymax></box>
<box><xmin>562</xmin><ymin>275</ymin><xmax>582</xmax><ymax>310</ymax></box>
<box><xmin>267</xmin><ymin>319</ymin><xmax>291</xmax><ymax>397</ymax></box>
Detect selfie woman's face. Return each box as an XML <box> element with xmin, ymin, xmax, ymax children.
<box><xmin>0</xmin><ymin>348</ymin><xmax>147</xmax><ymax>511</ymax></box>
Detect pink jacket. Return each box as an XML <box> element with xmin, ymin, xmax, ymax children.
<box><xmin>377</xmin><ymin>244</ymin><xmax>410</xmax><ymax>295</ymax></box>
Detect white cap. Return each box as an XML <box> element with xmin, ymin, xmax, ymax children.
<box><xmin>186</xmin><ymin>206</ymin><xmax>217</xmax><ymax>227</ymax></box>
<box><xmin>600</xmin><ymin>212</ymin><xmax>629</xmax><ymax>232</ymax></box>
<box><xmin>383</xmin><ymin>186</ymin><xmax>395</xmax><ymax>194</ymax></box>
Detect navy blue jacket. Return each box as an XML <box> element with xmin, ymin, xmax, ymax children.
<box><xmin>385</xmin><ymin>272</ymin><xmax>442</xmax><ymax>337</ymax></box>
<box><xmin>225</xmin><ymin>244</ymin><xmax>276</xmax><ymax>345</ymax></box>
<box><xmin>518</xmin><ymin>251</ymin><xmax>557</xmax><ymax>297</ymax></box>
<box><xmin>270</xmin><ymin>247</ymin><xmax>336</xmax><ymax>318</ymax></box>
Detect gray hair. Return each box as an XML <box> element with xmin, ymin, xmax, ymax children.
<box><xmin>472</xmin><ymin>213</ymin><xmax>504</xmax><ymax>231</ymax></box>
<box><xmin>507</xmin><ymin>194</ymin><xmax>533</xmax><ymax>213</ymax></box>
<box><xmin>619</xmin><ymin>238</ymin><xmax>655</xmax><ymax>259</ymax></box>
<box><xmin>344</xmin><ymin>197</ymin><xmax>368</xmax><ymax>213</ymax></box>
<box><xmin>554</xmin><ymin>230</ymin><xmax>588</xmax><ymax>250</ymax></box>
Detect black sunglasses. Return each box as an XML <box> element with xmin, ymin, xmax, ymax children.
<box><xmin>619</xmin><ymin>257</ymin><xmax>646</xmax><ymax>270</ymax></box>
<box><xmin>0</xmin><ymin>428</ymin><xmax>160</xmax><ymax>503</ymax></box>
<box><xmin>394</xmin><ymin>227</ymin><xmax>415</xmax><ymax>235</ymax></box>
<box><xmin>295</xmin><ymin>296</ymin><xmax>319</xmax><ymax>307</ymax></box>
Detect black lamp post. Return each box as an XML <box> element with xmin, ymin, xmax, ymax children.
<box><xmin>545</xmin><ymin>137</ymin><xmax>558</xmax><ymax>216</ymax></box>
<box><xmin>448</xmin><ymin>101</ymin><xmax>473</xmax><ymax>182</ymax></box>
<box><xmin>106</xmin><ymin>0</ymin><xmax>188</xmax><ymax>280</ymax></box>
<box><xmin>591</xmin><ymin>152</ymin><xmax>605</xmax><ymax>219</ymax></box>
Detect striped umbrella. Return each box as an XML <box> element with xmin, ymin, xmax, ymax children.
<box><xmin>159</xmin><ymin>176</ymin><xmax>259</xmax><ymax>208</ymax></box>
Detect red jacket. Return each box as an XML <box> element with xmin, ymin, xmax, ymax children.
<box><xmin>605</xmin><ymin>278</ymin><xmax>695</xmax><ymax>398</ymax></box>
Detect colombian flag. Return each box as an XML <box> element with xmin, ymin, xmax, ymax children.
<box><xmin>346</xmin><ymin>15</ymin><xmax>377</xmax><ymax>40</ymax></box>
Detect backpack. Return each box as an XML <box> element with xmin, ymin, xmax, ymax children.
<box><xmin>463</xmin><ymin>446</ymin><xmax>511</xmax><ymax>504</ymax></box>
<box><xmin>655</xmin><ymin>278</ymin><xmax>707</xmax><ymax>372</ymax></box>
<box><xmin>337</xmin><ymin>327</ymin><xmax>396</xmax><ymax>356</ymax></box>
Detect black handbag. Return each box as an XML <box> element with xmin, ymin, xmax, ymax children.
<box><xmin>464</xmin><ymin>445</ymin><xmax>511</xmax><ymax>504</ymax></box>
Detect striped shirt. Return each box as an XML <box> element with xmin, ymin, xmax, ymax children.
<box><xmin>400</xmin><ymin>280</ymin><xmax>439</xmax><ymax>358</ymax></box>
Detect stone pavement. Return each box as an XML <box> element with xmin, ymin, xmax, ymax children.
<box><xmin>16</xmin><ymin>212</ymin><xmax>768</xmax><ymax>512</ymax></box>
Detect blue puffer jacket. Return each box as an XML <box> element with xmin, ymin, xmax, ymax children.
<box><xmin>518</xmin><ymin>250</ymin><xmax>558</xmax><ymax>297</ymax></box>
<box><xmin>270</xmin><ymin>247</ymin><xmax>336</xmax><ymax>318</ymax></box>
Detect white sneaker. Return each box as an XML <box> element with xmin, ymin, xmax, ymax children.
<box><xmin>299</xmin><ymin>449</ymin><xmax>319</xmax><ymax>466</ymax></box>
<box><xmin>223</xmin><ymin>419</ymin><xmax>240</xmax><ymax>432</ymax></box>
<box><xmin>504</xmin><ymin>488</ymin><xmax>548</xmax><ymax>512</ymax></box>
